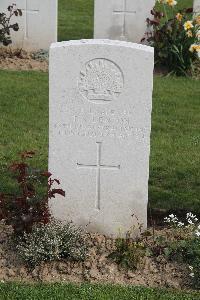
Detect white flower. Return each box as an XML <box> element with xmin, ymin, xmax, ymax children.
<box><xmin>195</xmin><ymin>231</ymin><xmax>200</xmax><ymax>237</ymax></box>
<box><xmin>164</xmin><ymin>217</ymin><xmax>170</xmax><ymax>223</ymax></box>
<box><xmin>177</xmin><ymin>222</ymin><xmax>184</xmax><ymax>227</ymax></box>
<box><xmin>189</xmin><ymin>266</ymin><xmax>193</xmax><ymax>271</ymax></box>
<box><xmin>186</xmin><ymin>212</ymin><xmax>197</xmax><ymax>220</ymax></box>
<box><xmin>188</xmin><ymin>218</ymin><xmax>194</xmax><ymax>225</ymax></box>
<box><xmin>189</xmin><ymin>273</ymin><xmax>195</xmax><ymax>278</ymax></box>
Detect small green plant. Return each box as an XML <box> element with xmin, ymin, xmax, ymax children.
<box><xmin>162</xmin><ymin>213</ymin><xmax>200</xmax><ymax>290</ymax></box>
<box><xmin>109</xmin><ymin>212</ymin><xmax>200</xmax><ymax>290</ymax></box>
<box><xmin>16</xmin><ymin>220</ymin><xmax>88</xmax><ymax>268</ymax></box>
<box><xmin>143</xmin><ymin>0</ymin><xmax>200</xmax><ymax>75</ymax></box>
<box><xmin>109</xmin><ymin>237</ymin><xmax>146</xmax><ymax>270</ymax></box>
<box><xmin>32</xmin><ymin>50</ymin><xmax>49</xmax><ymax>61</ymax></box>
<box><xmin>109</xmin><ymin>216</ymin><xmax>147</xmax><ymax>270</ymax></box>
<box><xmin>0</xmin><ymin>4</ymin><xmax>22</xmax><ymax>46</ymax></box>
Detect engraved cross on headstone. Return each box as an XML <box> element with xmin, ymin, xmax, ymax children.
<box><xmin>77</xmin><ymin>142</ymin><xmax>120</xmax><ymax>210</ymax></box>
<box><xmin>113</xmin><ymin>0</ymin><xmax>136</xmax><ymax>39</ymax></box>
<box><xmin>21</xmin><ymin>0</ymin><xmax>39</xmax><ymax>39</ymax></box>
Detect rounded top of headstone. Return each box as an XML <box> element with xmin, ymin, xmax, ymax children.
<box><xmin>50</xmin><ymin>39</ymin><xmax>154</xmax><ymax>54</ymax></box>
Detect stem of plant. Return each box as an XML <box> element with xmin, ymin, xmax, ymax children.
<box><xmin>163</xmin><ymin>3</ymin><xmax>168</xmax><ymax>23</ymax></box>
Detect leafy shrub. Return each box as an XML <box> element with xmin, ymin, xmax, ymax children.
<box><xmin>16</xmin><ymin>220</ymin><xmax>88</xmax><ymax>268</ymax></box>
<box><xmin>162</xmin><ymin>213</ymin><xmax>200</xmax><ymax>290</ymax></box>
<box><xmin>0</xmin><ymin>4</ymin><xmax>22</xmax><ymax>46</ymax></box>
<box><xmin>32</xmin><ymin>50</ymin><xmax>49</xmax><ymax>61</ymax></box>
<box><xmin>143</xmin><ymin>0</ymin><xmax>200</xmax><ymax>75</ymax></box>
<box><xmin>0</xmin><ymin>151</ymin><xmax>65</xmax><ymax>234</ymax></box>
<box><xmin>109</xmin><ymin>216</ymin><xmax>147</xmax><ymax>270</ymax></box>
<box><xmin>109</xmin><ymin>213</ymin><xmax>200</xmax><ymax>290</ymax></box>
<box><xmin>109</xmin><ymin>237</ymin><xmax>146</xmax><ymax>270</ymax></box>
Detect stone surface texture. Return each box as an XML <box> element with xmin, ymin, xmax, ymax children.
<box><xmin>194</xmin><ymin>0</ymin><xmax>200</xmax><ymax>13</ymax></box>
<box><xmin>94</xmin><ymin>0</ymin><xmax>155</xmax><ymax>43</ymax></box>
<box><xmin>0</xmin><ymin>0</ymin><xmax>57</xmax><ymax>50</ymax></box>
<box><xmin>49</xmin><ymin>39</ymin><xmax>154</xmax><ymax>237</ymax></box>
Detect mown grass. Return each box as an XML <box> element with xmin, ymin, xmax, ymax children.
<box><xmin>58</xmin><ymin>0</ymin><xmax>94</xmax><ymax>41</ymax></box>
<box><xmin>0</xmin><ymin>71</ymin><xmax>199</xmax><ymax>214</ymax></box>
<box><xmin>0</xmin><ymin>71</ymin><xmax>48</xmax><ymax>193</ymax></box>
<box><xmin>151</xmin><ymin>76</ymin><xmax>200</xmax><ymax>214</ymax></box>
<box><xmin>0</xmin><ymin>283</ymin><xmax>199</xmax><ymax>300</ymax></box>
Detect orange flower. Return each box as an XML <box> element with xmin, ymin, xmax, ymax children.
<box><xmin>186</xmin><ymin>30</ymin><xmax>193</xmax><ymax>38</ymax></box>
<box><xmin>176</xmin><ymin>13</ymin><xmax>183</xmax><ymax>22</ymax></box>
<box><xmin>196</xmin><ymin>15</ymin><xmax>200</xmax><ymax>25</ymax></box>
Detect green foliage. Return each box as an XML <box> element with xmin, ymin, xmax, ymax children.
<box><xmin>144</xmin><ymin>1</ymin><xmax>200</xmax><ymax>75</ymax></box>
<box><xmin>152</xmin><ymin>213</ymin><xmax>200</xmax><ymax>290</ymax></box>
<box><xmin>110</xmin><ymin>212</ymin><xmax>200</xmax><ymax>290</ymax></box>
<box><xmin>109</xmin><ymin>238</ymin><xmax>146</xmax><ymax>270</ymax></box>
<box><xmin>165</xmin><ymin>236</ymin><xmax>200</xmax><ymax>289</ymax></box>
<box><xmin>0</xmin><ymin>4</ymin><xmax>22</xmax><ymax>46</ymax></box>
<box><xmin>31</xmin><ymin>50</ymin><xmax>49</xmax><ymax>62</ymax></box>
<box><xmin>16</xmin><ymin>220</ymin><xmax>88</xmax><ymax>268</ymax></box>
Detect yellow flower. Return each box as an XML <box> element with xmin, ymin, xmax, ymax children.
<box><xmin>184</xmin><ymin>21</ymin><xmax>194</xmax><ymax>31</ymax></box>
<box><xmin>166</xmin><ymin>0</ymin><xmax>177</xmax><ymax>6</ymax></box>
<box><xmin>189</xmin><ymin>44</ymin><xmax>200</xmax><ymax>53</ymax></box>
<box><xmin>186</xmin><ymin>30</ymin><xmax>193</xmax><ymax>38</ymax></box>
<box><xmin>176</xmin><ymin>13</ymin><xmax>183</xmax><ymax>22</ymax></box>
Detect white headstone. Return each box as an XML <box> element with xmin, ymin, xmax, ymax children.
<box><xmin>94</xmin><ymin>0</ymin><xmax>155</xmax><ymax>43</ymax></box>
<box><xmin>49</xmin><ymin>40</ymin><xmax>154</xmax><ymax>237</ymax></box>
<box><xmin>0</xmin><ymin>0</ymin><xmax>57</xmax><ymax>50</ymax></box>
<box><xmin>194</xmin><ymin>0</ymin><xmax>200</xmax><ymax>13</ymax></box>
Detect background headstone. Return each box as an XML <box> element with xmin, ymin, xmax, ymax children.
<box><xmin>194</xmin><ymin>0</ymin><xmax>200</xmax><ymax>13</ymax></box>
<box><xmin>49</xmin><ymin>39</ymin><xmax>154</xmax><ymax>237</ymax></box>
<box><xmin>94</xmin><ymin>0</ymin><xmax>155</xmax><ymax>43</ymax></box>
<box><xmin>0</xmin><ymin>0</ymin><xmax>57</xmax><ymax>50</ymax></box>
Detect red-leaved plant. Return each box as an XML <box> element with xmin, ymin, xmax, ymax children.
<box><xmin>0</xmin><ymin>151</ymin><xmax>65</xmax><ymax>234</ymax></box>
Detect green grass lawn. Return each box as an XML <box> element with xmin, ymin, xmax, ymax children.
<box><xmin>0</xmin><ymin>283</ymin><xmax>199</xmax><ymax>300</ymax></box>
<box><xmin>0</xmin><ymin>71</ymin><xmax>199</xmax><ymax>215</ymax></box>
<box><xmin>58</xmin><ymin>0</ymin><xmax>94</xmax><ymax>41</ymax></box>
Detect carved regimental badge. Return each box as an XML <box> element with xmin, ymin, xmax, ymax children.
<box><xmin>79</xmin><ymin>58</ymin><xmax>124</xmax><ymax>103</ymax></box>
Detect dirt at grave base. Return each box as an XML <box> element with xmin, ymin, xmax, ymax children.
<box><xmin>0</xmin><ymin>222</ymin><xmax>192</xmax><ymax>290</ymax></box>
<box><xmin>0</xmin><ymin>48</ymin><xmax>48</xmax><ymax>72</ymax></box>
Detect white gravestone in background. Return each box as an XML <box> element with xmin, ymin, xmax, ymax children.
<box><xmin>49</xmin><ymin>40</ymin><xmax>154</xmax><ymax>237</ymax></box>
<box><xmin>0</xmin><ymin>0</ymin><xmax>57</xmax><ymax>50</ymax></box>
<box><xmin>194</xmin><ymin>0</ymin><xmax>200</xmax><ymax>13</ymax></box>
<box><xmin>194</xmin><ymin>0</ymin><xmax>200</xmax><ymax>58</ymax></box>
<box><xmin>94</xmin><ymin>0</ymin><xmax>155</xmax><ymax>43</ymax></box>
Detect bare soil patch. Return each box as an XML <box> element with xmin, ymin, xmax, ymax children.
<box><xmin>0</xmin><ymin>222</ymin><xmax>191</xmax><ymax>289</ymax></box>
<box><xmin>0</xmin><ymin>48</ymin><xmax>48</xmax><ymax>72</ymax></box>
